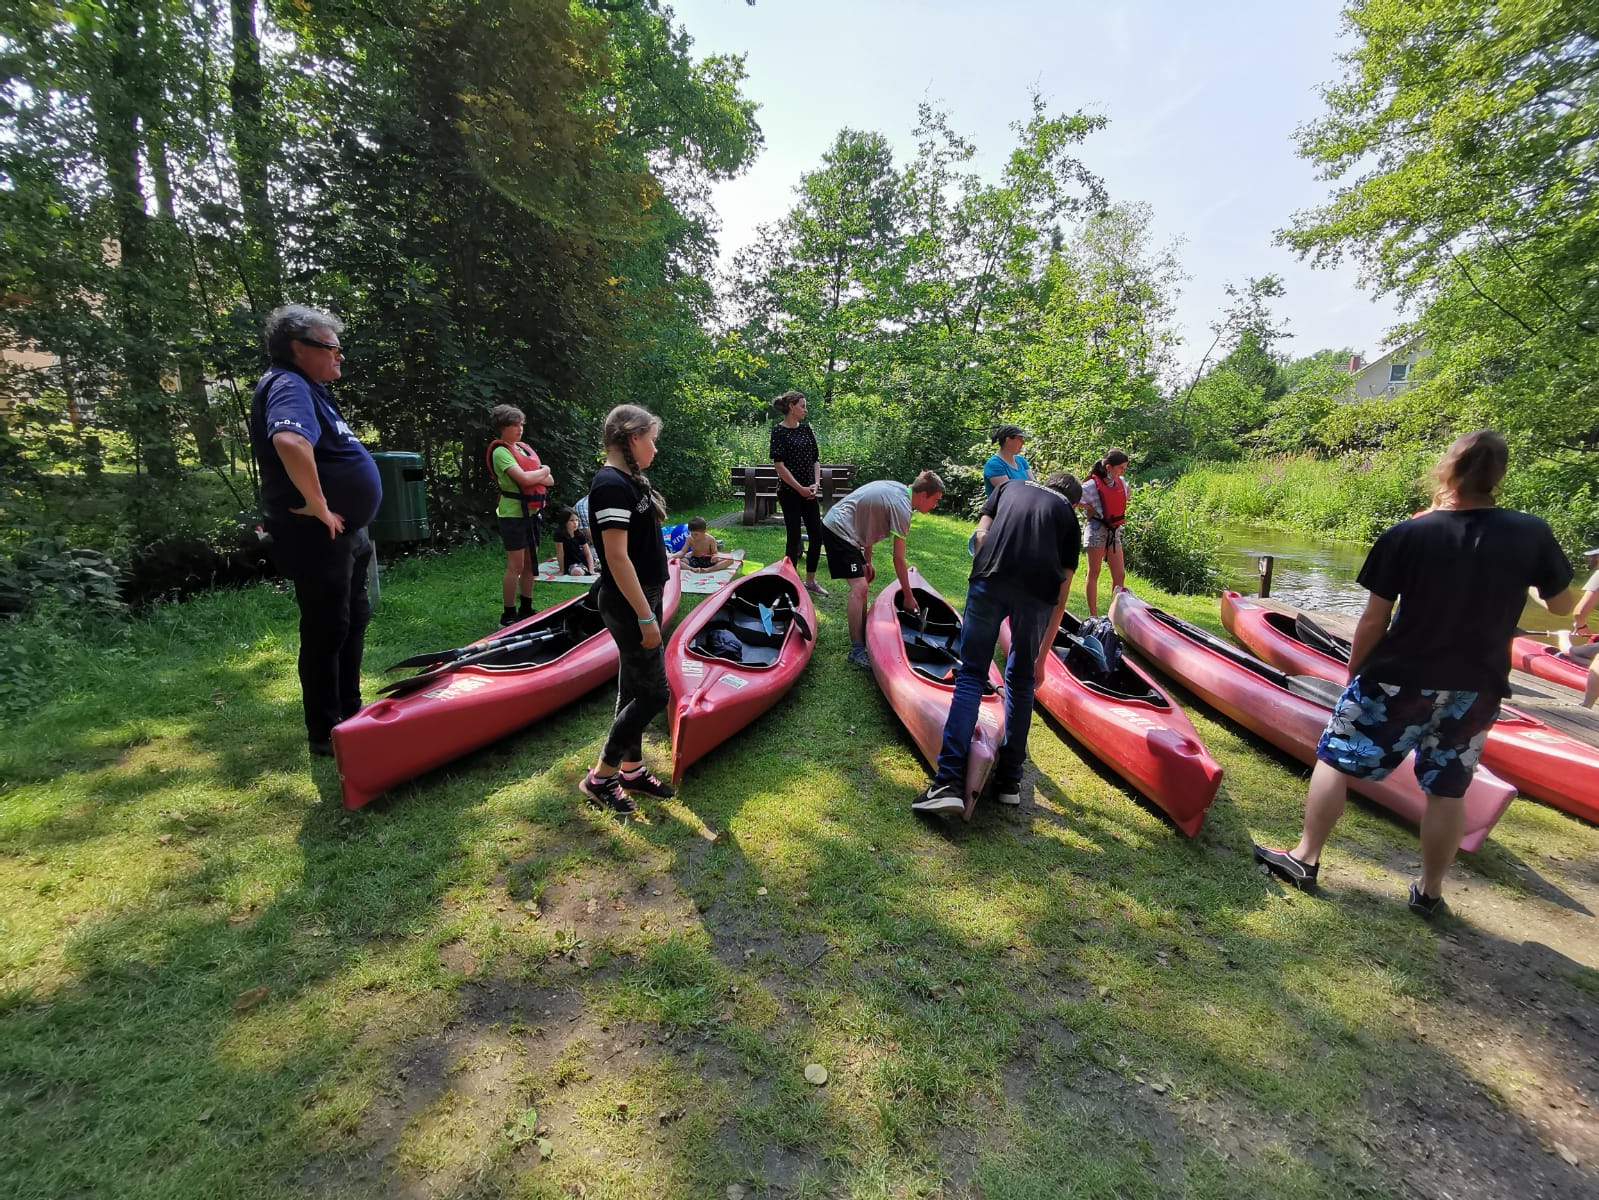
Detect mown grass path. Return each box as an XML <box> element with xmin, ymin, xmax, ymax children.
<box><xmin>3</xmin><ymin>512</ymin><xmax>1596</xmax><ymax>1199</ymax></box>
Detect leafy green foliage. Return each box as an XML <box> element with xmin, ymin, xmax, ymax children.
<box><xmin>1283</xmin><ymin>0</ymin><xmax>1599</xmax><ymax>466</ymax></box>
<box><xmin>1123</xmin><ymin>485</ymin><xmax>1224</xmax><ymax>595</ymax></box>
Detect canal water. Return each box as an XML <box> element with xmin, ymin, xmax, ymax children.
<box><xmin>1213</xmin><ymin>520</ymin><xmax>1566</xmax><ymax>636</ymax></box>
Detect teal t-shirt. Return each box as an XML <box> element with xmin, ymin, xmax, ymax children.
<box><xmin>982</xmin><ymin>452</ymin><xmax>1031</xmax><ymax>496</ymax></box>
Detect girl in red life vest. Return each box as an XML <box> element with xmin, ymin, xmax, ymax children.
<box><xmin>487</xmin><ymin>404</ymin><xmax>554</xmax><ymax>627</ymax></box>
<box><xmin>1081</xmin><ymin>448</ymin><xmax>1129</xmax><ymax>616</ymax></box>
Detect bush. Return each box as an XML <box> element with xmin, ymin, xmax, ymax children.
<box><xmin>1124</xmin><ymin>484</ymin><xmax>1224</xmax><ymax>595</ymax></box>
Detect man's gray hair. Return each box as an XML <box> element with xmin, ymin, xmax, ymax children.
<box><xmin>264</xmin><ymin>304</ymin><xmax>345</xmax><ymax>363</ymax></box>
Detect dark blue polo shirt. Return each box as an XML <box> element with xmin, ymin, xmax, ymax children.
<box><xmin>250</xmin><ymin>364</ymin><xmax>382</xmax><ymax>529</ymax></box>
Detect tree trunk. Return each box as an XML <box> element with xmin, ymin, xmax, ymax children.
<box><xmin>230</xmin><ymin>0</ymin><xmax>282</xmax><ymax>307</ymax></box>
<box><xmin>92</xmin><ymin>6</ymin><xmax>180</xmax><ymax>478</ymax></box>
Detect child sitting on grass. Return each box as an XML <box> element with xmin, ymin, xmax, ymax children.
<box><xmin>553</xmin><ymin>509</ymin><xmax>595</xmax><ymax>576</ymax></box>
<box><xmin>674</xmin><ymin>517</ymin><xmax>740</xmax><ymax>572</ymax></box>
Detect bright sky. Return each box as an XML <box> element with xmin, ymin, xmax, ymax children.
<box><xmin>671</xmin><ymin>0</ymin><xmax>1405</xmax><ymax>374</ymax></box>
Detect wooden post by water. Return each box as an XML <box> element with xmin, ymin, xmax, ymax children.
<box><xmin>1258</xmin><ymin>555</ymin><xmax>1275</xmax><ymax>598</ymax></box>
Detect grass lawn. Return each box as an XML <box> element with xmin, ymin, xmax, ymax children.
<box><xmin>3</xmin><ymin>511</ymin><xmax>1597</xmax><ymax>1199</ymax></box>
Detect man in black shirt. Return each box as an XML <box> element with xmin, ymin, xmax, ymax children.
<box><xmin>1254</xmin><ymin>431</ymin><xmax>1574</xmax><ymax>916</ymax></box>
<box><xmin>913</xmin><ymin>473</ymin><xmax>1083</xmax><ymax>816</ymax></box>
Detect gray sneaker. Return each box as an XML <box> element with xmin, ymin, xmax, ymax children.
<box><xmin>911</xmin><ymin>781</ymin><xmax>966</xmax><ymax>815</ymax></box>
<box><xmin>846</xmin><ymin>646</ymin><xmax>871</xmax><ymax>669</ymax></box>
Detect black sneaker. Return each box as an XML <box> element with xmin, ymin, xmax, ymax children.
<box><xmin>499</xmin><ymin>609</ymin><xmax>518</xmax><ymax>628</ymax></box>
<box><xmin>620</xmin><ymin>766</ymin><xmax>675</xmax><ymax>799</ymax></box>
<box><xmin>1253</xmin><ymin>844</ymin><xmax>1319</xmax><ymax>890</ymax></box>
<box><xmin>581</xmin><ymin>771</ymin><xmax>638</xmax><ymax>815</ymax></box>
<box><xmin>309</xmin><ymin>739</ymin><xmax>335</xmax><ymax>759</ymax></box>
<box><xmin>1408</xmin><ymin>882</ymin><xmax>1448</xmax><ymax>919</ymax></box>
<box><xmin>911</xmin><ymin>781</ymin><xmax>966</xmax><ymax>815</ymax></box>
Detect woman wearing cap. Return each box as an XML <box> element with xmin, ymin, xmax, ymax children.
<box><xmin>983</xmin><ymin>425</ymin><xmax>1034</xmax><ymax>497</ymax></box>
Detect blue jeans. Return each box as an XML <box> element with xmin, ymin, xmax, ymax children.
<box><xmin>933</xmin><ymin>575</ymin><xmax>1053</xmax><ymax>791</ymax></box>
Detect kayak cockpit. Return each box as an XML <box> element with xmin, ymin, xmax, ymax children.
<box><xmin>688</xmin><ymin>576</ymin><xmax>807</xmax><ymax>668</ymax></box>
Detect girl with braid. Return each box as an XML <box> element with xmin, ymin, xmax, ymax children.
<box><xmin>581</xmin><ymin>405</ymin><xmax>676</xmax><ymax>814</ymax></box>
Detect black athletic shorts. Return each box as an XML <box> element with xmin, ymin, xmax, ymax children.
<box><xmin>822</xmin><ymin>526</ymin><xmax>867</xmax><ymax>579</ymax></box>
<box><xmin>499</xmin><ymin>513</ymin><xmax>540</xmax><ymax>552</ymax></box>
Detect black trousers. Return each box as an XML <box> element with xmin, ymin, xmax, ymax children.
<box><xmin>268</xmin><ymin>518</ymin><xmax>373</xmax><ymax>743</ymax></box>
<box><xmin>597</xmin><ymin>582</ymin><xmax>668</xmax><ymax>766</ymax></box>
<box><xmin>778</xmin><ymin>486</ymin><xmax>824</xmax><ymax>574</ymax></box>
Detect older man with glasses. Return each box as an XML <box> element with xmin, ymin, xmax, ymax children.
<box><xmin>249</xmin><ymin>304</ymin><xmax>382</xmax><ymax>759</ymax></box>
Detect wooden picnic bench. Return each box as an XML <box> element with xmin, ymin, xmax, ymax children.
<box><xmin>729</xmin><ymin>463</ymin><xmax>857</xmax><ymax>526</ymax></box>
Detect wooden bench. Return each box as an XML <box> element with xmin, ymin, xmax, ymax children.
<box><xmin>730</xmin><ymin>463</ymin><xmax>857</xmax><ymax>526</ymax></box>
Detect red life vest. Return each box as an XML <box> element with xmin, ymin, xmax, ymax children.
<box><xmin>1095</xmin><ymin>474</ymin><xmax>1127</xmax><ymax>527</ymax></box>
<box><xmin>487</xmin><ymin>439</ymin><xmax>547</xmax><ymax>513</ymax></box>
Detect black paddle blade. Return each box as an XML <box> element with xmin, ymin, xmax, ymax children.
<box><xmin>375</xmin><ymin>630</ymin><xmax>558</xmax><ymax>697</ymax></box>
<box><xmin>384</xmin><ymin>644</ymin><xmax>471</xmax><ymax>671</ymax></box>
<box><xmin>383</xmin><ymin>625</ymin><xmax>542</xmax><ymax>670</ymax></box>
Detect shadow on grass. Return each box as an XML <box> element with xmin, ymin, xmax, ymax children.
<box><xmin>6</xmin><ymin>520</ymin><xmax>1599</xmax><ymax>1198</ymax></box>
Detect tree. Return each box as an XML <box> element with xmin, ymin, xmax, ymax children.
<box><xmin>1281</xmin><ymin>0</ymin><xmax>1599</xmax><ymax>461</ymax></box>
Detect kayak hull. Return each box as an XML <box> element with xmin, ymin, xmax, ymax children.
<box><xmin>1111</xmin><ymin>588</ymin><xmax>1515</xmax><ymax>852</ymax></box>
<box><xmin>1223</xmin><ymin>590</ymin><xmax>1599</xmax><ymax>825</ymax></box>
<box><xmin>1000</xmin><ymin>614</ymin><xmax>1223</xmax><ymax>836</ymax></box>
<box><xmin>332</xmin><ymin>562</ymin><xmax>682</xmax><ymax>809</ymax></box>
<box><xmin>1510</xmin><ymin>636</ymin><xmax>1590</xmax><ymax>693</ymax></box>
<box><xmin>666</xmin><ymin>557</ymin><xmax>816</xmax><ymax>784</ymax></box>
<box><xmin>867</xmin><ymin>567</ymin><xmax>1005</xmax><ymax>819</ymax></box>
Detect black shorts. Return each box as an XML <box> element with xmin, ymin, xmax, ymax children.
<box><xmin>821</xmin><ymin>526</ymin><xmax>867</xmax><ymax>579</ymax></box>
<box><xmin>499</xmin><ymin>513</ymin><xmax>540</xmax><ymax>552</ymax></box>
<box><xmin>687</xmin><ymin>555</ymin><xmax>718</xmax><ymax>570</ymax></box>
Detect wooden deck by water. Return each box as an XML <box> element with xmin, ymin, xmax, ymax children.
<box><xmin>1252</xmin><ymin>597</ymin><xmax>1599</xmax><ymax>749</ymax></box>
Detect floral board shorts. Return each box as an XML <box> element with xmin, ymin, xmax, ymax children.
<box><xmin>1315</xmin><ymin>677</ymin><xmax>1501</xmax><ymax>799</ymax></box>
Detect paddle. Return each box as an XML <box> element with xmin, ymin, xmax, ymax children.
<box><xmin>376</xmin><ymin>629</ymin><xmax>560</xmax><ymax>698</ymax></box>
<box><xmin>1293</xmin><ymin>612</ymin><xmax>1352</xmax><ymax>661</ymax></box>
<box><xmin>384</xmin><ymin>623</ymin><xmax>556</xmax><ymax>671</ymax></box>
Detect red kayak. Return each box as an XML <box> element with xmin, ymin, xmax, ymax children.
<box><xmin>1222</xmin><ymin>590</ymin><xmax>1599</xmax><ymax>824</ymax></box>
<box><xmin>332</xmin><ymin>562</ymin><xmax>682</xmax><ymax>809</ymax></box>
<box><xmin>1111</xmin><ymin>588</ymin><xmax>1515</xmax><ymax>851</ymax></box>
<box><xmin>1510</xmin><ymin>635</ymin><xmax>1590</xmax><ymax>693</ymax></box>
<box><xmin>999</xmin><ymin>612</ymin><xmax>1223</xmax><ymax>836</ymax></box>
<box><xmin>866</xmin><ymin>567</ymin><xmax>1005</xmax><ymax>820</ymax></box>
<box><xmin>666</xmin><ymin>557</ymin><xmax>815</xmax><ymax>783</ymax></box>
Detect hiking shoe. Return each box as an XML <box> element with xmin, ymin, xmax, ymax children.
<box><xmin>1253</xmin><ymin>844</ymin><xmax>1319</xmax><ymax>890</ymax></box>
<box><xmin>846</xmin><ymin>646</ymin><xmax>871</xmax><ymax>669</ymax></box>
<box><xmin>1408</xmin><ymin>882</ymin><xmax>1448</xmax><ymax>919</ymax></box>
<box><xmin>911</xmin><ymin>781</ymin><xmax>966</xmax><ymax>815</ymax></box>
<box><xmin>620</xmin><ymin>766</ymin><xmax>675</xmax><ymax>799</ymax></box>
<box><xmin>805</xmin><ymin>580</ymin><xmax>830</xmax><ymax>598</ymax></box>
<box><xmin>581</xmin><ymin>771</ymin><xmax>638</xmax><ymax>815</ymax></box>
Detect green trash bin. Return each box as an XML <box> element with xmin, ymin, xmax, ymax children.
<box><xmin>369</xmin><ymin>452</ymin><xmax>430</xmax><ymax>543</ymax></box>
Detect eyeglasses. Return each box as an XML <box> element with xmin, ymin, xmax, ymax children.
<box><xmin>296</xmin><ymin>336</ymin><xmax>343</xmax><ymax>353</ymax></box>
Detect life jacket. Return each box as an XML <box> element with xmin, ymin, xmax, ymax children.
<box><xmin>1094</xmin><ymin>473</ymin><xmax>1127</xmax><ymax>527</ymax></box>
<box><xmin>487</xmin><ymin>440</ymin><xmax>547</xmax><ymax>514</ymax></box>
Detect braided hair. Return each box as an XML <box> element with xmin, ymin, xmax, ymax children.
<box><xmin>603</xmin><ymin>404</ymin><xmax>667</xmax><ymax>523</ymax></box>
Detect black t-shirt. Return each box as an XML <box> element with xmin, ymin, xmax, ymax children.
<box><xmin>588</xmin><ymin>465</ymin><xmax>668</xmax><ymax>589</ymax></box>
<box><xmin>769</xmin><ymin>422</ymin><xmax>819</xmax><ymax>494</ymax></box>
<box><xmin>971</xmin><ymin>479</ymin><xmax>1082</xmax><ymax>605</ymax></box>
<box><xmin>555</xmin><ymin>527</ymin><xmax>590</xmax><ymax>553</ymax></box>
<box><xmin>1356</xmin><ymin>507</ymin><xmax>1573</xmax><ymax>696</ymax></box>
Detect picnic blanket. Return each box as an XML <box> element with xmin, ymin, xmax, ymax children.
<box><xmin>537</xmin><ymin>548</ymin><xmax>753</xmax><ymax>594</ymax></box>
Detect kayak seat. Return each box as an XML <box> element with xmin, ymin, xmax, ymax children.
<box><xmin>1054</xmin><ymin>647</ymin><xmax>1164</xmax><ymax>704</ymax></box>
<box><xmin>689</xmin><ymin>613</ymin><xmax>788</xmax><ymax>668</ymax></box>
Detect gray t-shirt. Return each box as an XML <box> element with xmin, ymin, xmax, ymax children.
<box><xmin>1583</xmin><ymin>568</ymin><xmax>1599</xmax><ymax>593</ymax></box>
<box><xmin>823</xmin><ymin>480</ymin><xmax>912</xmax><ymax>551</ymax></box>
